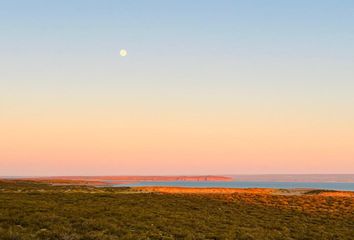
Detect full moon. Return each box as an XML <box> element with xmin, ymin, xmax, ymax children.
<box><xmin>120</xmin><ymin>49</ymin><xmax>128</xmax><ymax>57</ymax></box>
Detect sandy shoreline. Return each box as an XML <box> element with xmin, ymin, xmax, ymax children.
<box><xmin>2</xmin><ymin>178</ymin><xmax>353</xmax><ymax>197</ymax></box>
<box><xmin>133</xmin><ymin>186</ymin><xmax>354</xmax><ymax>197</ymax></box>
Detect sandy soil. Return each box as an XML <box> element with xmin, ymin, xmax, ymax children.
<box><xmin>134</xmin><ymin>187</ymin><xmax>275</xmax><ymax>194</ymax></box>
<box><xmin>133</xmin><ymin>186</ymin><xmax>354</xmax><ymax>197</ymax></box>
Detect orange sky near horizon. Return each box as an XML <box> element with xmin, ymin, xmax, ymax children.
<box><xmin>1</xmin><ymin>99</ymin><xmax>353</xmax><ymax>175</ymax></box>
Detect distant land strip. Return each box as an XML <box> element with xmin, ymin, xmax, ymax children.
<box><xmin>0</xmin><ymin>175</ymin><xmax>232</xmax><ymax>186</ymax></box>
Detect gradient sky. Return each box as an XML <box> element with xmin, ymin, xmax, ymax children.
<box><xmin>1</xmin><ymin>0</ymin><xmax>354</xmax><ymax>176</ymax></box>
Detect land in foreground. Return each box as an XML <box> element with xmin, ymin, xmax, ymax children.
<box><xmin>0</xmin><ymin>180</ymin><xmax>353</xmax><ymax>240</ymax></box>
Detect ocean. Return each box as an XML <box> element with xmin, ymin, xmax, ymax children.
<box><xmin>115</xmin><ymin>181</ymin><xmax>354</xmax><ymax>191</ymax></box>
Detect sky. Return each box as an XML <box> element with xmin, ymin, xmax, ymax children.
<box><xmin>0</xmin><ymin>0</ymin><xmax>354</xmax><ymax>176</ymax></box>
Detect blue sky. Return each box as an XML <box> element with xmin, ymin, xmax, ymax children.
<box><xmin>1</xmin><ymin>1</ymin><xmax>354</xmax><ymax>175</ymax></box>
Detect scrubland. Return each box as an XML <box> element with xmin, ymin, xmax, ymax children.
<box><xmin>0</xmin><ymin>180</ymin><xmax>353</xmax><ymax>240</ymax></box>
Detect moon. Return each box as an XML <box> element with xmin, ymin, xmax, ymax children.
<box><xmin>120</xmin><ymin>49</ymin><xmax>128</xmax><ymax>57</ymax></box>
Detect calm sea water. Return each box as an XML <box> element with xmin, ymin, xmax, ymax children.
<box><xmin>115</xmin><ymin>181</ymin><xmax>354</xmax><ymax>191</ymax></box>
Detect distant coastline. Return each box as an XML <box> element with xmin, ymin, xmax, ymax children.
<box><xmin>1</xmin><ymin>174</ymin><xmax>353</xmax><ymax>191</ymax></box>
<box><xmin>2</xmin><ymin>174</ymin><xmax>353</xmax><ymax>183</ymax></box>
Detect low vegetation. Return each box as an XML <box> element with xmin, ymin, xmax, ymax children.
<box><xmin>0</xmin><ymin>180</ymin><xmax>353</xmax><ymax>239</ymax></box>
